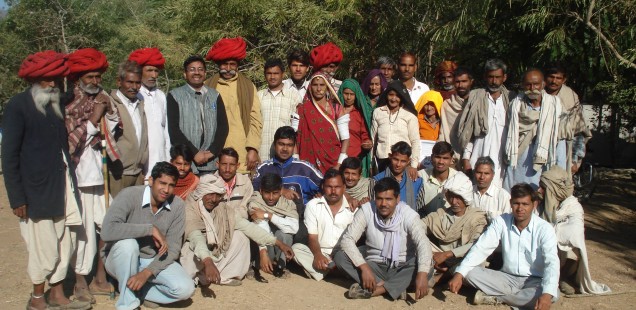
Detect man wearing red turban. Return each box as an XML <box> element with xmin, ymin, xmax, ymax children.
<box><xmin>4</xmin><ymin>51</ymin><xmax>91</xmax><ymax>310</ymax></box>
<box><xmin>204</xmin><ymin>37</ymin><xmax>262</xmax><ymax>174</ymax></box>
<box><xmin>310</xmin><ymin>42</ymin><xmax>344</xmax><ymax>92</ymax></box>
<box><xmin>434</xmin><ymin>60</ymin><xmax>459</xmax><ymax>100</ymax></box>
<box><xmin>128</xmin><ymin>48</ymin><xmax>171</xmax><ymax>183</ymax></box>
<box><xmin>65</xmin><ymin>47</ymin><xmax>120</xmax><ymax>303</ymax></box>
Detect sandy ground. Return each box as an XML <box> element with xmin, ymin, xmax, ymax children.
<box><xmin>0</xmin><ymin>169</ymin><xmax>635</xmax><ymax>309</ymax></box>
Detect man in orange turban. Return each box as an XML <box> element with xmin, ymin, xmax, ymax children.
<box><xmin>434</xmin><ymin>60</ymin><xmax>458</xmax><ymax>100</ymax></box>
<box><xmin>310</xmin><ymin>42</ymin><xmax>344</xmax><ymax>92</ymax></box>
<box><xmin>128</xmin><ymin>48</ymin><xmax>171</xmax><ymax>182</ymax></box>
<box><xmin>5</xmin><ymin>51</ymin><xmax>91</xmax><ymax>310</ymax></box>
<box><xmin>66</xmin><ymin>47</ymin><xmax>120</xmax><ymax>303</ymax></box>
<box><xmin>204</xmin><ymin>37</ymin><xmax>262</xmax><ymax>174</ymax></box>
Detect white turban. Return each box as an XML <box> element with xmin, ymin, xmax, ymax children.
<box><xmin>190</xmin><ymin>174</ymin><xmax>226</xmax><ymax>201</ymax></box>
<box><xmin>443</xmin><ymin>172</ymin><xmax>474</xmax><ymax>207</ymax></box>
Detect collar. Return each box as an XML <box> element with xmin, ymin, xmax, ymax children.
<box><xmin>141</xmin><ymin>85</ymin><xmax>156</xmax><ymax>95</ymax></box>
<box><xmin>274</xmin><ymin>156</ymin><xmax>294</xmax><ymax>168</ymax></box>
<box><xmin>142</xmin><ymin>186</ymin><xmax>171</xmax><ymax>212</ymax></box>
<box><xmin>510</xmin><ymin>213</ymin><xmax>536</xmax><ymax>233</ymax></box>
<box><xmin>285</xmin><ymin>79</ymin><xmax>308</xmax><ymax>91</ymax></box>
<box><xmin>187</xmin><ymin>84</ymin><xmax>207</xmax><ymax>94</ymax></box>
<box><xmin>116</xmin><ymin>90</ymin><xmax>139</xmax><ymax>107</ymax></box>
<box><xmin>266</xmin><ymin>87</ymin><xmax>285</xmax><ymax>96</ymax></box>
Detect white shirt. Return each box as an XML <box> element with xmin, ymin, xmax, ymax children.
<box><xmin>257</xmin><ymin>87</ymin><xmax>301</xmax><ymax>162</ymax></box>
<box><xmin>256</xmin><ymin>214</ymin><xmax>300</xmax><ymax>250</ymax></box>
<box><xmin>304</xmin><ymin>196</ymin><xmax>355</xmax><ymax>255</ymax></box>
<box><xmin>116</xmin><ymin>90</ymin><xmax>143</xmax><ymax>146</ymax></box>
<box><xmin>405</xmin><ymin>78</ymin><xmax>430</xmax><ymax>105</ymax></box>
<box><xmin>463</xmin><ymin>93</ymin><xmax>507</xmax><ymax>181</ymax></box>
<box><xmin>418</xmin><ymin>168</ymin><xmax>457</xmax><ymax>214</ymax></box>
<box><xmin>283</xmin><ymin>78</ymin><xmax>309</xmax><ymax>100</ymax></box>
<box><xmin>456</xmin><ymin>213</ymin><xmax>559</xmax><ymax>298</ymax></box>
<box><xmin>472</xmin><ymin>183</ymin><xmax>512</xmax><ymax>224</ymax></box>
<box><xmin>138</xmin><ymin>85</ymin><xmax>171</xmax><ymax>179</ymax></box>
<box><xmin>75</xmin><ymin>113</ymin><xmax>119</xmax><ymax>187</ymax></box>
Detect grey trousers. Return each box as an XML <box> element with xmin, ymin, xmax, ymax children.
<box><xmin>266</xmin><ymin>230</ymin><xmax>293</xmax><ymax>268</ymax></box>
<box><xmin>333</xmin><ymin>248</ymin><xmax>416</xmax><ymax>300</ymax></box>
<box><xmin>464</xmin><ymin>267</ymin><xmax>558</xmax><ymax>310</ymax></box>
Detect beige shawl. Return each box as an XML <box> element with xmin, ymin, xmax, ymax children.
<box><xmin>346</xmin><ymin>177</ymin><xmax>374</xmax><ymax>201</ymax></box>
<box><xmin>457</xmin><ymin>87</ymin><xmax>513</xmax><ymax>150</ymax></box>
<box><xmin>423</xmin><ymin>207</ymin><xmax>487</xmax><ymax>245</ymax></box>
<box><xmin>539</xmin><ymin>166</ymin><xmax>573</xmax><ymax>224</ymax></box>
<box><xmin>439</xmin><ymin>94</ymin><xmax>466</xmax><ymax>155</ymax></box>
<box><xmin>505</xmin><ymin>92</ymin><xmax>561</xmax><ymax>171</ymax></box>
<box><xmin>556</xmin><ymin>85</ymin><xmax>593</xmax><ymax>172</ymax></box>
<box><xmin>248</xmin><ymin>192</ymin><xmax>299</xmax><ymax>219</ymax></box>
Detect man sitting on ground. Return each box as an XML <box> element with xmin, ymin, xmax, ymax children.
<box><xmin>538</xmin><ymin>167</ymin><xmax>610</xmax><ymax>295</ymax></box>
<box><xmin>340</xmin><ymin>157</ymin><xmax>375</xmax><ymax>209</ymax></box>
<box><xmin>448</xmin><ymin>183</ymin><xmax>559</xmax><ymax>309</ymax></box>
<box><xmin>101</xmin><ymin>162</ymin><xmax>194</xmax><ymax>309</ymax></box>
<box><xmin>248</xmin><ymin>173</ymin><xmax>299</xmax><ymax>278</ymax></box>
<box><xmin>180</xmin><ymin>174</ymin><xmax>293</xmax><ymax>287</ymax></box>
<box><xmin>422</xmin><ymin>172</ymin><xmax>486</xmax><ymax>285</ymax></box>
<box><xmin>292</xmin><ymin>169</ymin><xmax>355</xmax><ymax>281</ymax></box>
<box><xmin>373</xmin><ymin>141</ymin><xmax>424</xmax><ymax>211</ymax></box>
<box><xmin>334</xmin><ymin>177</ymin><xmax>432</xmax><ymax>300</ymax></box>
<box><xmin>472</xmin><ymin>156</ymin><xmax>511</xmax><ymax>224</ymax></box>
<box><xmin>170</xmin><ymin>144</ymin><xmax>199</xmax><ymax>200</ymax></box>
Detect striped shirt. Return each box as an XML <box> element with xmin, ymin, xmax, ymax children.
<box><xmin>257</xmin><ymin>87</ymin><xmax>302</xmax><ymax>162</ymax></box>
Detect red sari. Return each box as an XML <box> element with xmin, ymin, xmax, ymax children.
<box><xmin>297</xmin><ymin>74</ymin><xmax>343</xmax><ymax>174</ymax></box>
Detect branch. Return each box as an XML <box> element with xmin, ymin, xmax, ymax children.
<box><xmin>570</xmin><ymin>8</ymin><xmax>636</xmax><ymax>70</ymax></box>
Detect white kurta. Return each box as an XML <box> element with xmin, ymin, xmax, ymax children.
<box><xmin>138</xmin><ymin>85</ymin><xmax>171</xmax><ymax>179</ymax></box>
<box><xmin>463</xmin><ymin>93</ymin><xmax>506</xmax><ymax>181</ymax></box>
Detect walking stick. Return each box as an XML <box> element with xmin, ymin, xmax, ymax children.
<box><xmin>100</xmin><ymin>116</ymin><xmax>110</xmax><ymax>209</ymax></box>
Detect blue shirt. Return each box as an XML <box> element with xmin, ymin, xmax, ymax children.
<box><xmin>456</xmin><ymin>213</ymin><xmax>559</xmax><ymax>298</ymax></box>
<box><xmin>373</xmin><ymin>170</ymin><xmax>423</xmax><ymax>210</ymax></box>
<box><xmin>253</xmin><ymin>156</ymin><xmax>323</xmax><ymax>205</ymax></box>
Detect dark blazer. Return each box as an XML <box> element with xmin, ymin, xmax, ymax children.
<box><xmin>1</xmin><ymin>89</ymin><xmax>77</xmax><ymax>219</ymax></box>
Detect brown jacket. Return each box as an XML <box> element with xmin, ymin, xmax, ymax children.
<box><xmin>109</xmin><ymin>90</ymin><xmax>149</xmax><ymax>177</ymax></box>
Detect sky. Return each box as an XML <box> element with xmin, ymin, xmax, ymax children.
<box><xmin>0</xmin><ymin>1</ymin><xmax>7</xmax><ymax>10</ymax></box>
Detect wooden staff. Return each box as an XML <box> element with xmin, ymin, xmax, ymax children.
<box><xmin>100</xmin><ymin>116</ymin><xmax>109</xmax><ymax>208</ymax></box>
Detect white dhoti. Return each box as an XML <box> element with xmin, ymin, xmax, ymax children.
<box><xmin>180</xmin><ymin>231</ymin><xmax>251</xmax><ymax>284</ymax></box>
<box><xmin>20</xmin><ymin>154</ymin><xmax>82</xmax><ymax>284</ymax></box>
<box><xmin>74</xmin><ymin>185</ymin><xmax>108</xmax><ymax>275</ymax></box>
<box><xmin>556</xmin><ymin>197</ymin><xmax>611</xmax><ymax>295</ymax></box>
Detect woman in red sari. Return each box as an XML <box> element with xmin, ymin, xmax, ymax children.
<box><xmin>297</xmin><ymin>72</ymin><xmax>350</xmax><ymax>173</ymax></box>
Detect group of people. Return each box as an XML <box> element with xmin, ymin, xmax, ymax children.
<box><xmin>2</xmin><ymin>37</ymin><xmax>610</xmax><ymax>310</ymax></box>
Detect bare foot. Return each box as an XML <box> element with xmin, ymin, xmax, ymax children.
<box><xmin>28</xmin><ymin>296</ymin><xmax>47</xmax><ymax>310</ymax></box>
<box><xmin>89</xmin><ymin>279</ymin><xmax>112</xmax><ymax>293</ymax></box>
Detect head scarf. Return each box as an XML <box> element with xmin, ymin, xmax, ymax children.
<box><xmin>128</xmin><ymin>47</ymin><xmax>165</xmax><ymax>69</ymax></box>
<box><xmin>190</xmin><ymin>174</ymin><xmax>226</xmax><ymax>201</ymax></box>
<box><xmin>415</xmin><ymin>90</ymin><xmax>443</xmax><ymax>117</ymax></box>
<box><xmin>337</xmin><ymin>79</ymin><xmax>367</xmax><ymax>112</ymax></box>
<box><xmin>442</xmin><ymin>171</ymin><xmax>474</xmax><ymax>207</ymax></box>
<box><xmin>338</xmin><ymin>79</ymin><xmax>373</xmax><ymax>177</ymax></box>
<box><xmin>306</xmin><ymin>72</ymin><xmax>342</xmax><ymax>106</ymax></box>
<box><xmin>205</xmin><ymin>37</ymin><xmax>247</xmax><ymax>62</ymax></box>
<box><xmin>377</xmin><ymin>80</ymin><xmax>416</xmax><ymax>115</ymax></box>
<box><xmin>66</xmin><ymin>48</ymin><xmax>108</xmax><ymax>79</ymax></box>
<box><xmin>434</xmin><ymin>60</ymin><xmax>458</xmax><ymax>78</ymax></box>
<box><xmin>18</xmin><ymin>50</ymin><xmax>69</xmax><ymax>80</ymax></box>
<box><xmin>539</xmin><ymin>166</ymin><xmax>574</xmax><ymax>224</ymax></box>
<box><xmin>309</xmin><ymin>42</ymin><xmax>343</xmax><ymax>70</ymax></box>
<box><xmin>361</xmin><ymin>69</ymin><xmax>388</xmax><ymax>98</ymax></box>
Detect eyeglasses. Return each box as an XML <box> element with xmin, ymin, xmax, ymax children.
<box><xmin>187</xmin><ymin>67</ymin><xmax>206</xmax><ymax>73</ymax></box>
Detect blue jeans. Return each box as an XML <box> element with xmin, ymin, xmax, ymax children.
<box><xmin>105</xmin><ymin>239</ymin><xmax>195</xmax><ymax>310</ymax></box>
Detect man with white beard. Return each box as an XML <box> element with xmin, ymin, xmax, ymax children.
<box><xmin>128</xmin><ymin>48</ymin><xmax>171</xmax><ymax>182</ymax></box>
<box><xmin>503</xmin><ymin>69</ymin><xmax>563</xmax><ymax>190</ymax></box>
<box><xmin>65</xmin><ymin>48</ymin><xmax>120</xmax><ymax>303</ymax></box>
<box><xmin>3</xmin><ymin>51</ymin><xmax>91</xmax><ymax>310</ymax></box>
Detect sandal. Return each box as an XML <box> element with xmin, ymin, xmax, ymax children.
<box><xmin>347</xmin><ymin>283</ymin><xmax>372</xmax><ymax>299</ymax></box>
<box><xmin>88</xmin><ymin>282</ymin><xmax>113</xmax><ymax>296</ymax></box>
<box><xmin>25</xmin><ymin>295</ymin><xmax>47</xmax><ymax>310</ymax></box>
<box><xmin>73</xmin><ymin>286</ymin><xmax>95</xmax><ymax>304</ymax></box>
<box><xmin>47</xmin><ymin>299</ymin><xmax>92</xmax><ymax>310</ymax></box>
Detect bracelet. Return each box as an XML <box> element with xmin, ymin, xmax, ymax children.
<box><xmin>338</xmin><ymin>153</ymin><xmax>348</xmax><ymax>164</ymax></box>
<box><xmin>31</xmin><ymin>293</ymin><xmax>45</xmax><ymax>299</ymax></box>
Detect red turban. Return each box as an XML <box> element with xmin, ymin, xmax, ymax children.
<box><xmin>434</xmin><ymin>60</ymin><xmax>458</xmax><ymax>77</ymax></box>
<box><xmin>18</xmin><ymin>50</ymin><xmax>69</xmax><ymax>80</ymax></box>
<box><xmin>206</xmin><ymin>37</ymin><xmax>247</xmax><ymax>62</ymax></box>
<box><xmin>128</xmin><ymin>47</ymin><xmax>165</xmax><ymax>69</ymax></box>
<box><xmin>310</xmin><ymin>42</ymin><xmax>343</xmax><ymax>70</ymax></box>
<box><xmin>67</xmin><ymin>48</ymin><xmax>109</xmax><ymax>77</ymax></box>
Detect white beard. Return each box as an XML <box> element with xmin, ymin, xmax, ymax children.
<box><xmin>79</xmin><ymin>80</ymin><xmax>102</xmax><ymax>95</ymax></box>
<box><xmin>31</xmin><ymin>84</ymin><xmax>63</xmax><ymax>119</ymax></box>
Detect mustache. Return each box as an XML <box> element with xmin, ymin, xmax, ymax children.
<box><xmin>220</xmin><ymin>69</ymin><xmax>237</xmax><ymax>76</ymax></box>
<box><xmin>525</xmin><ymin>89</ymin><xmax>542</xmax><ymax>100</ymax></box>
<box><xmin>486</xmin><ymin>84</ymin><xmax>503</xmax><ymax>92</ymax></box>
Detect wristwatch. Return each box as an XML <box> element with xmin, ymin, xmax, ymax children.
<box><xmin>264</xmin><ymin>212</ymin><xmax>269</xmax><ymax>220</ymax></box>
